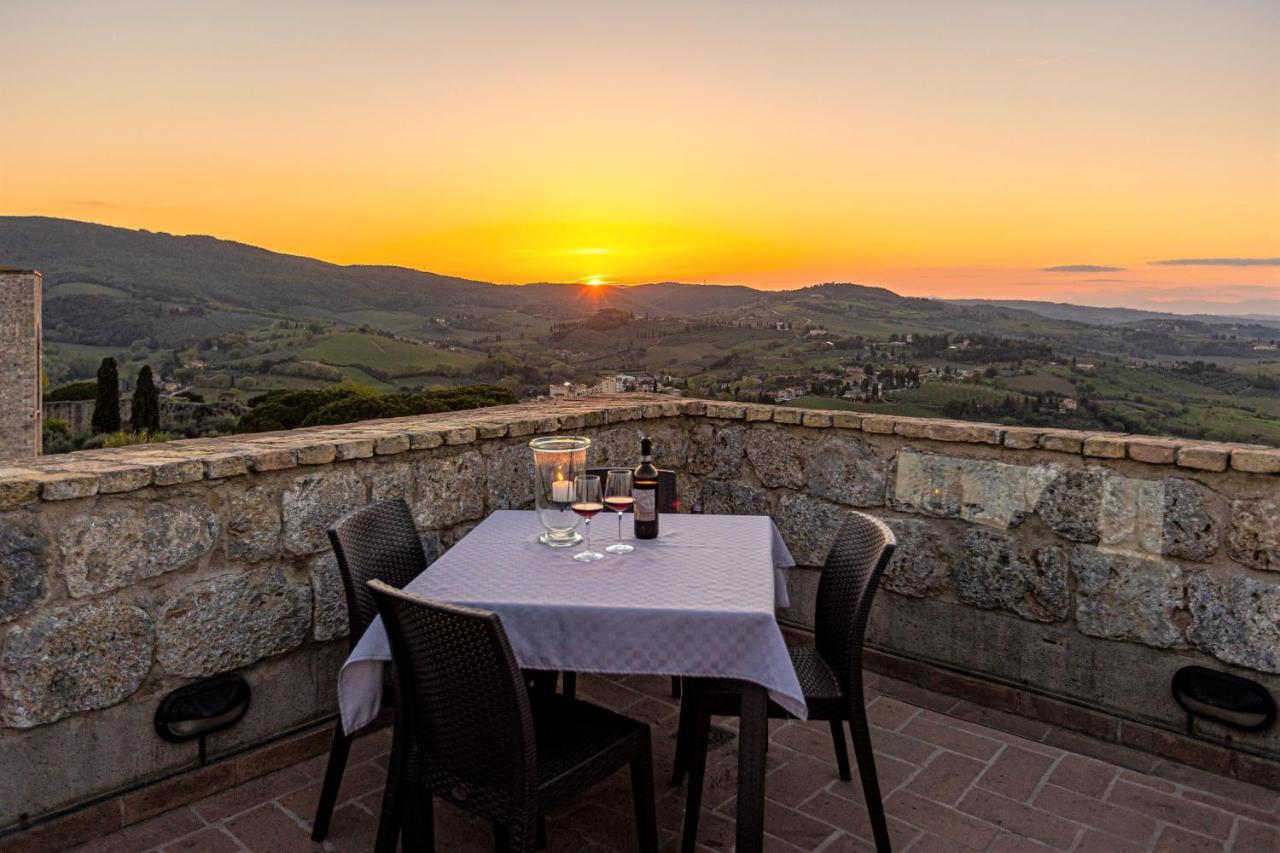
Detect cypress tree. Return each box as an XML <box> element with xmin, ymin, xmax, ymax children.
<box><xmin>91</xmin><ymin>357</ymin><xmax>122</xmax><ymax>434</ymax></box>
<box><xmin>130</xmin><ymin>365</ymin><xmax>161</xmax><ymax>433</ymax></box>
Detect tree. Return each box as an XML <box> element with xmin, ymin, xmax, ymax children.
<box><xmin>91</xmin><ymin>357</ymin><xmax>121</xmax><ymax>434</ymax></box>
<box><xmin>130</xmin><ymin>365</ymin><xmax>161</xmax><ymax>433</ymax></box>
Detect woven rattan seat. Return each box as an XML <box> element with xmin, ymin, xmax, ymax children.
<box><xmin>311</xmin><ymin>498</ymin><xmax>430</xmax><ymax>842</ymax></box>
<box><xmin>369</xmin><ymin>580</ymin><xmax>659</xmax><ymax>853</ymax></box>
<box><xmin>674</xmin><ymin>510</ymin><xmax>897</xmax><ymax>853</ymax></box>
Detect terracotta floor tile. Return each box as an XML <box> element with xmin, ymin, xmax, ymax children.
<box><xmin>1152</xmin><ymin>825</ymin><xmax>1226</xmax><ymax>852</ymax></box>
<box><xmin>955</xmin><ymin>787</ymin><xmax>1077</xmax><ymax>851</ymax></box>
<box><xmin>904</xmin><ymin>750</ymin><xmax>986</xmax><ymax>807</ymax></box>
<box><xmin>975</xmin><ymin>745</ymin><xmax>1055</xmax><ymax>803</ymax></box>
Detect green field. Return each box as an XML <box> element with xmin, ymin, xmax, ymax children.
<box><xmin>302</xmin><ymin>331</ymin><xmax>483</xmax><ymax>375</ymax></box>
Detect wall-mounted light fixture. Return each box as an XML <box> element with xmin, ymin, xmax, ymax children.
<box><xmin>155</xmin><ymin>675</ymin><xmax>251</xmax><ymax>761</ymax></box>
<box><xmin>1171</xmin><ymin>666</ymin><xmax>1275</xmax><ymax>735</ymax></box>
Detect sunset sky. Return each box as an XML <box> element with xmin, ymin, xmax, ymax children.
<box><xmin>2</xmin><ymin>1</ymin><xmax>1277</xmax><ymax>310</ymax></box>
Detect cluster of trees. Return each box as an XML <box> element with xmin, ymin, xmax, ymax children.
<box><xmin>88</xmin><ymin>358</ymin><xmax>161</xmax><ymax>434</ymax></box>
<box><xmin>236</xmin><ymin>383</ymin><xmax>517</xmax><ymax>433</ymax></box>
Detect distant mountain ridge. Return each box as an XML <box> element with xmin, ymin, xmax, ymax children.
<box><xmin>2</xmin><ymin>216</ymin><xmax>1274</xmax><ymax>340</ymax></box>
<box><xmin>951</xmin><ymin>298</ymin><xmax>1279</xmax><ymax>327</ymax></box>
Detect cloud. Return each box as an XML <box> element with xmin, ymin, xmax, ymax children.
<box><xmin>1150</xmin><ymin>257</ymin><xmax>1280</xmax><ymax>267</ymax></box>
<box><xmin>1040</xmin><ymin>264</ymin><xmax>1125</xmax><ymax>273</ymax></box>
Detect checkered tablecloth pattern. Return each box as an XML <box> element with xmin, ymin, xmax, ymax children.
<box><xmin>338</xmin><ymin>510</ymin><xmax>802</xmax><ymax>733</ymax></box>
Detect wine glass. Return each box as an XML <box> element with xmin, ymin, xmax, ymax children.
<box><xmin>570</xmin><ymin>475</ymin><xmax>604</xmax><ymax>562</ymax></box>
<box><xmin>604</xmin><ymin>469</ymin><xmax>635</xmax><ymax>554</ymax></box>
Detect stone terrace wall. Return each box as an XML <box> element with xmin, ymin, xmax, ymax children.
<box><xmin>0</xmin><ymin>395</ymin><xmax>1277</xmax><ymax>829</ymax></box>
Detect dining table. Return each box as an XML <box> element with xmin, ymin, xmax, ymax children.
<box><xmin>337</xmin><ymin>508</ymin><xmax>803</xmax><ymax>853</ymax></box>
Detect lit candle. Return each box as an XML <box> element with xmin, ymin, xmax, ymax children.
<box><xmin>551</xmin><ymin>472</ymin><xmax>574</xmax><ymax>503</ymax></box>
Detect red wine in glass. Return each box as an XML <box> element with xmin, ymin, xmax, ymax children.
<box><xmin>571</xmin><ymin>501</ymin><xmax>604</xmax><ymax>519</ymax></box>
<box><xmin>603</xmin><ymin>496</ymin><xmax>634</xmax><ymax>512</ymax></box>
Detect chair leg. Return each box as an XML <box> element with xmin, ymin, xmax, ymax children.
<box><xmin>680</xmin><ymin>684</ymin><xmax>711</xmax><ymax>853</ymax></box>
<box><xmin>670</xmin><ymin>675</ymin><xmax>681</xmax><ymax>698</ymax></box>
<box><xmin>670</xmin><ymin>686</ymin><xmax>698</xmax><ymax>785</ymax></box>
<box><xmin>402</xmin><ymin>785</ymin><xmax>434</xmax><ymax>853</ymax></box>
<box><xmin>562</xmin><ymin>671</ymin><xmax>577</xmax><ymax>700</ymax></box>
<box><xmin>848</xmin><ymin>693</ymin><xmax>892</xmax><ymax>853</ymax></box>
<box><xmin>496</xmin><ymin>823</ymin><xmax>510</xmax><ymax>853</ymax></box>
<box><xmin>374</xmin><ymin>721</ymin><xmax>411</xmax><ymax>853</ymax></box>
<box><xmin>630</xmin><ymin>732</ymin><xmax>659</xmax><ymax>853</ymax></box>
<box><xmin>828</xmin><ymin>718</ymin><xmax>852</xmax><ymax>782</ymax></box>
<box><xmin>310</xmin><ymin>720</ymin><xmax>352</xmax><ymax>841</ymax></box>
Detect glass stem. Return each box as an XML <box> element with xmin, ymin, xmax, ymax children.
<box><xmin>617</xmin><ymin>512</ymin><xmax>623</xmax><ymax>542</ymax></box>
<box><xmin>585</xmin><ymin>519</ymin><xmax>591</xmax><ymax>552</ymax></box>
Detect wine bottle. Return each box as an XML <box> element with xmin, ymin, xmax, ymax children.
<box><xmin>633</xmin><ymin>435</ymin><xmax>659</xmax><ymax>540</ymax></box>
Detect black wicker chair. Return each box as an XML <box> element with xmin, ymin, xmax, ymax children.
<box><xmin>561</xmin><ymin>468</ymin><xmax>682</xmax><ymax>702</ymax></box>
<box><xmin>311</xmin><ymin>498</ymin><xmax>430</xmax><ymax>842</ymax></box>
<box><xmin>675</xmin><ymin>511</ymin><xmax>897</xmax><ymax>853</ymax></box>
<box><xmin>368</xmin><ymin>579</ymin><xmax>659</xmax><ymax>853</ymax></box>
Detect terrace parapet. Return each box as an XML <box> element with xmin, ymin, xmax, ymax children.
<box><xmin>1</xmin><ymin>395</ymin><xmax>1277</xmax><ymax>834</ymax></box>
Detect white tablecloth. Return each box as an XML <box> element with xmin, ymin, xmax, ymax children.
<box><xmin>338</xmin><ymin>510</ymin><xmax>802</xmax><ymax>734</ymax></box>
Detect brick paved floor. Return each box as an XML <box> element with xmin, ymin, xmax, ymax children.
<box><xmin>69</xmin><ymin>673</ymin><xmax>1278</xmax><ymax>853</ymax></box>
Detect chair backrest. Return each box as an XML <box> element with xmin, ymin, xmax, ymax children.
<box><xmin>813</xmin><ymin>511</ymin><xmax>897</xmax><ymax>692</ymax></box>
<box><xmin>327</xmin><ymin>499</ymin><xmax>429</xmax><ymax>649</ymax></box>
<box><xmin>368</xmin><ymin>580</ymin><xmax>537</xmax><ymax>811</ymax></box>
<box><xmin>587</xmin><ymin>467</ymin><xmax>679</xmax><ymax>513</ymax></box>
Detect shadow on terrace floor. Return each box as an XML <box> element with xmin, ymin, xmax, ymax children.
<box><xmin>70</xmin><ymin>673</ymin><xmax>1279</xmax><ymax>853</ymax></box>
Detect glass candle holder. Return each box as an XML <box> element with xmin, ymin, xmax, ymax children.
<box><xmin>529</xmin><ymin>435</ymin><xmax>591</xmax><ymax>547</ymax></box>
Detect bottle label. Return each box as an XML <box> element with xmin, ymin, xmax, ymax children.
<box><xmin>635</xmin><ymin>490</ymin><xmax>657</xmax><ymax>521</ymax></box>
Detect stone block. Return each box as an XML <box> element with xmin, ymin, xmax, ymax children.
<box><xmin>806</xmin><ymin>435</ymin><xmax>887</xmax><ymax>507</ymax></box>
<box><xmin>744</xmin><ymin>427</ymin><xmax>809</xmax><ymax>489</ymax></box>
<box><xmin>485</xmin><ymin>442</ymin><xmax>535</xmax><ymax>510</ymax></box>
<box><xmin>860</xmin><ymin>415</ymin><xmax>895</xmax><ymax>434</ymax></box>
<box><xmin>1070</xmin><ymin>547</ymin><xmax>1185</xmax><ymax>648</ymax></box>
<box><xmin>1187</xmin><ymin>573</ymin><xmax>1280</xmax><ymax>673</ymax></box>
<box><xmin>680</xmin><ymin>400</ymin><xmax>707</xmax><ymax>416</ymax></box>
<box><xmin>1127</xmin><ymin>441</ymin><xmax>1179</xmax><ymax>465</ymax></box>
<box><xmin>0</xmin><ymin>512</ymin><xmax>45</xmax><ymax>623</ymax></box>
<box><xmin>1039</xmin><ymin>431</ymin><xmax>1084</xmax><ymax>453</ymax></box>
<box><xmin>1099</xmin><ymin>476</ymin><xmax>1163</xmax><ymax>554</ymax></box>
<box><xmin>472</xmin><ymin>421</ymin><xmax>509</xmax><ymax>439</ymax></box>
<box><xmin>335</xmin><ymin>438</ymin><xmax>376</xmax><ymax>459</ymax></box>
<box><xmin>413</xmin><ymin>450</ymin><xmax>485</xmax><ymax>529</ymax></box>
<box><xmin>58</xmin><ymin>497</ymin><xmax>220</xmax><ymax>596</ymax></box>
<box><xmin>281</xmin><ymin>467</ymin><xmax>367</xmax><ymax>555</ymax></box>
<box><xmin>831</xmin><ymin>412</ymin><xmax>862</xmax><ymax>430</ymax></box>
<box><xmin>698</xmin><ymin>480</ymin><xmax>772</xmax><ymax>516</ymax></box>
<box><xmin>881</xmin><ymin>518</ymin><xmax>951</xmax><ymax>599</ymax></box>
<box><xmin>891</xmin><ymin>450</ymin><xmax>1055</xmax><ymax>529</ymax></box>
<box><xmin>152</xmin><ymin>458</ymin><xmax>204</xmax><ymax>486</ymax></box>
<box><xmin>309</xmin><ymin>552</ymin><xmax>347</xmax><ymax>642</ymax></box>
<box><xmin>156</xmin><ymin>568</ymin><xmax>311</xmax><ymax>678</ymax></box>
<box><xmin>771</xmin><ymin>408</ymin><xmax>803</xmax><ymax>425</ymax></box>
<box><xmin>226</xmin><ymin>483</ymin><xmax>281</xmax><ymax>563</ymax></box>
<box><xmin>1231</xmin><ymin>447</ymin><xmax>1280</xmax><ymax>474</ymax></box>
<box><xmin>1002</xmin><ymin>428</ymin><xmax>1042</xmax><ymax>450</ymax></box>
<box><xmin>1083</xmin><ymin>436</ymin><xmax>1127</xmax><ymax>459</ymax></box>
<box><xmin>801</xmin><ymin>411</ymin><xmax>833</xmax><ymax>428</ymax></box>
<box><xmin>444</xmin><ymin>427</ymin><xmax>477</xmax><ymax>445</ymax></box>
<box><xmin>246</xmin><ymin>448</ymin><xmax>296</xmax><ymax>472</ymax></box>
<box><xmin>506</xmin><ymin>418</ymin><xmax>539</xmax><ymax>437</ymax></box>
<box><xmin>774</xmin><ymin>493</ymin><xmax>845</xmax><ymax>566</ymax></box>
<box><xmin>1177</xmin><ymin>446</ymin><xmax>1230</xmax><ymax>472</ymax></box>
<box><xmin>38</xmin><ymin>471</ymin><xmax>98</xmax><ymax>501</ymax></box>
<box><xmin>704</xmin><ymin>402</ymin><xmax>746</xmax><ymax>419</ymax></box>
<box><xmin>373</xmin><ymin>432</ymin><xmax>407</xmax><ymax>450</ymax></box>
<box><xmin>686</xmin><ymin>422</ymin><xmax>746</xmax><ymax>479</ymax></box>
<box><xmin>892</xmin><ymin>418</ymin><xmax>931</xmax><ymax>439</ymax></box>
<box><xmin>1229</xmin><ymin>498</ymin><xmax>1279</xmax><ymax>572</ymax></box>
<box><xmin>295</xmin><ymin>443</ymin><xmax>338</xmax><ymax>465</ymax></box>
<box><xmin>1159</xmin><ymin>478</ymin><xmax>1219</xmax><ymax>561</ymax></box>
<box><xmin>0</xmin><ymin>472</ymin><xmax>40</xmax><ymax>509</ymax></box>
<box><xmin>744</xmin><ymin>405</ymin><xmax>774</xmax><ymax>422</ymax></box>
<box><xmin>202</xmin><ymin>453</ymin><xmax>247</xmax><ymax>479</ymax></box>
<box><xmin>1034</xmin><ymin>467</ymin><xmax>1106</xmax><ymax>542</ymax></box>
<box><xmin>1</xmin><ymin>600</ymin><xmax>154</xmax><ymax>727</ymax></box>
<box><xmin>364</xmin><ymin>459</ymin><xmax>414</xmax><ymax>503</ymax></box>
<box><xmin>94</xmin><ymin>464</ymin><xmax>153</xmax><ymax>494</ymax></box>
<box><xmin>954</xmin><ymin>529</ymin><xmax>1070</xmax><ymax>622</ymax></box>
<box><xmin>925</xmin><ymin>421</ymin><xmax>1003</xmax><ymax>444</ymax></box>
